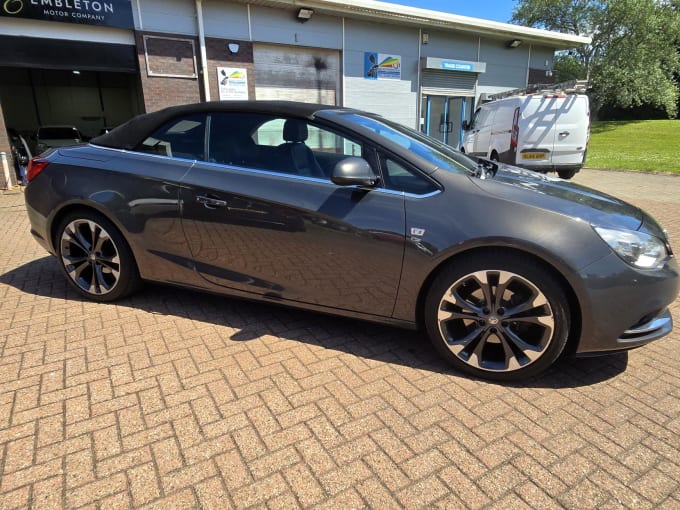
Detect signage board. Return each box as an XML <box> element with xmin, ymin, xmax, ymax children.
<box><xmin>0</xmin><ymin>0</ymin><xmax>134</xmax><ymax>29</ymax></box>
<box><xmin>364</xmin><ymin>52</ymin><xmax>401</xmax><ymax>80</ymax></box>
<box><xmin>218</xmin><ymin>67</ymin><xmax>249</xmax><ymax>100</ymax></box>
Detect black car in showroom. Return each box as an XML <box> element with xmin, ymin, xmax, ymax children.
<box><xmin>23</xmin><ymin>101</ymin><xmax>679</xmax><ymax>380</ymax></box>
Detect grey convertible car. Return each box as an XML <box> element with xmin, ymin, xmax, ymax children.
<box><xmin>24</xmin><ymin>101</ymin><xmax>679</xmax><ymax>381</ymax></box>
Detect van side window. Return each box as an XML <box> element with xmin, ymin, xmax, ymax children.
<box><xmin>475</xmin><ymin>107</ymin><xmax>493</xmax><ymax>129</ymax></box>
<box><xmin>470</xmin><ymin>109</ymin><xmax>481</xmax><ymax>129</ymax></box>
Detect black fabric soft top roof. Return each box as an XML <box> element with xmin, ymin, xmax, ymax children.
<box><xmin>91</xmin><ymin>101</ymin><xmax>344</xmax><ymax>150</ymax></box>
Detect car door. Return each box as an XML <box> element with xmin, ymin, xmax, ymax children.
<box><xmin>179</xmin><ymin>112</ymin><xmax>406</xmax><ymax>317</ymax></box>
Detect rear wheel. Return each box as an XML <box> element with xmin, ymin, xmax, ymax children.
<box><xmin>490</xmin><ymin>151</ymin><xmax>499</xmax><ymax>162</ymax></box>
<box><xmin>558</xmin><ymin>169</ymin><xmax>577</xmax><ymax>179</ymax></box>
<box><xmin>424</xmin><ymin>252</ymin><xmax>570</xmax><ymax>381</ymax></box>
<box><xmin>55</xmin><ymin>211</ymin><xmax>141</xmax><ymax>302</ymax></box>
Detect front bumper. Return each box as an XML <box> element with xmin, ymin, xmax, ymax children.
<box><xmin>575</xmin><ymin>252</ymin><xmax>679</xmax><ymax>354</ymax></box>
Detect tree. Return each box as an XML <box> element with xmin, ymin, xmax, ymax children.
<box><xmin>512</xmin><ymin>0</ymin><xmax>680</xmax><ymax>118</ymax></box>
<box><xmin>553</xmin><ymin>53</ymin><xmax>586</xmax><ymax>82</ymax></box>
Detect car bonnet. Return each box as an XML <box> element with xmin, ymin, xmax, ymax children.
<box><xmin>468</xmin><ymin>164</ymin><xmax>644</xmax><ymax>231</ymax></box>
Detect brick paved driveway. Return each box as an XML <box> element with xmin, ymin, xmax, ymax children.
<box><xmin>1</xmin><ymin>169</ymin><xmax>678</xmax><ymax>509</ymax></box>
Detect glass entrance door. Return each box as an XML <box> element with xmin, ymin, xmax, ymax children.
<box><xmin>421</xmin><ymin>95</ymin><xmax>472</xmax><ymax>149</ymax></box>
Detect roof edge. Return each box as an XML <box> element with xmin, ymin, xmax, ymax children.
<box><xmin>241</xmin><ymin>0</ymin><xmax>591</xmax><ymax>48</ymax></box>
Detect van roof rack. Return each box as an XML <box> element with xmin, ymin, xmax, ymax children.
<box><xmin>487</xmin><ymin>80</ymin><xmax>589</xmax><ymax>101</ymax></box>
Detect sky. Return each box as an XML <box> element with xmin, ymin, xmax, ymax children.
<box><xmin>384</xmin><ymin>1</ymin><xmax>517</xmax><ymax>23</ymax></box>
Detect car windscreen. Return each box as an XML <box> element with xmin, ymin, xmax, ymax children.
<box><xmin>342</xmin><ymin>113</ymin><xmax>478</xmax><ymax>175</ymax></box>
<box><xmin>38</xmin><ymin>127</ymin><xmax>80</xmax><ymax>140</ymax></box>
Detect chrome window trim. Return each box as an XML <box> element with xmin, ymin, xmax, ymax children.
<box><xmin>93</xmin><ymin>145</ymin><xmax>442</xmax><ymax>199</ymax></box>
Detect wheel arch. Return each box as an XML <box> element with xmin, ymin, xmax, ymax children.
<box><xmin>414</xmin><ymin>245</ymin><xmax>582</xmax><ymax>356</ymax></box>
<box><xmin>49</xmin><ymin>202</ymin><xmax>129</xmax><ymax>254</ymax></box>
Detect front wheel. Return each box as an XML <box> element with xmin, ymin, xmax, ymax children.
<box><xmin>55</xmin><ymin>211</ymin><xmax>141</xmax><ymax>302</ymax></box>
<box><xmin>424</xmin><ymin>252</ymin><xmax>570</xmax><ymax>381</ymax></box>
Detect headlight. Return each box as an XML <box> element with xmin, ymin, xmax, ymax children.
<box><xmin>594</xmin><ymin>226</ymin><xmax>668</xmax><ymax>269</ymax></box>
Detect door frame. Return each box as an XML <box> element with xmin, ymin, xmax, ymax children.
<box><xmin>422</xmin><ymin>94</ymin><xmax>472</xmax><ymax>149</ymax></box>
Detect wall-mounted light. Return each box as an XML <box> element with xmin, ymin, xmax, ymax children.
<box><xmin>505</xmin><ymin>39</ymin><xmax>522</xmax><ymax>48</ymax></box>
<box><xmin>296</xmin><ymin>7</ymin><xmax>314</xmax><ymax>22</ymax></box>
<box><xmin>228</xmin><ymin>42</ymin><xmax>240</xmax><ymax>55</ymax></box>
<box><xmin>422</xmin><ymin>32</ymin><xmax>429</xmax><ymax>45</ymax></box>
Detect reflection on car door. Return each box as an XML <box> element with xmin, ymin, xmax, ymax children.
<box><xmin>179</xmin><ymin>163</ymin><xmax>406</xmax><ymax>317</ymax></box>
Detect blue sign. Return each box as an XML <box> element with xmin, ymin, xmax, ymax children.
<box><xmin>441</xmin><ymin>60</ymin><xmax>474</xmax><ymax>72</ymax></box>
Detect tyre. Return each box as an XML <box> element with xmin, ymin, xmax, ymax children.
<box><xmin>558</xmin><ymin>169</ymin><xmax>577</xmax><ymax>179</ymax></box>
<box><xmin>424</xmin><ymin>252</ymin><xmax>570</xmax><ymax>381</ymax></box>
<box><xmin>55</xmin><ymin>211</ymin><xmax>141</xmax><ymax>302</ymax></box>
<box><xmin>489</xmin><ymin>151</ymin><xmax>499</xmax><ymax>162</ymax></box>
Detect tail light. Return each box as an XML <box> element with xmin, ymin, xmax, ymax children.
<box><xmin>26</xmin><ymin>158</ymin><xmax>50</xmax><ymax>183</ymax></box>
<box><xmin>510</xmin><ymin>107</ymin><xmax>520</xmax><ymax>150</ymax></box>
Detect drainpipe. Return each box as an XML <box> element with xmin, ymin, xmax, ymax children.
<box><xmin>195</xmin><ymin>0</ymin><xmax>211</xmax><ymax>102</ymax></box>
<box><xmin>525</xmin><ymin>44</ymin><xmax>532</xmax><ymax>87</ymax></box>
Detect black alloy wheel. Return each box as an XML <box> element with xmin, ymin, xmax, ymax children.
<box><xmin>56</xmin><ymin>211</ymin><xmax>141</xmax><ymax>301</ymax></box>
<box><xmin>425</xmin><ymin>252</ymin><xmax>570</xmax><ymax>381</ymax></box>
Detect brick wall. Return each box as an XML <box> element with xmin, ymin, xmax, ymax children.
<box><xmin>135</xmin><ymin>31</ymin><xmax>202</xmax><ymax>113</ymax></box>
<box><xmin>205</xmin><ymin>38</ymin><xmax>255</xmax><ymax>101</ymax></box>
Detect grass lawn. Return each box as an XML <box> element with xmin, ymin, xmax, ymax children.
<box><xmin>586</xmin><ymin>120</ymin><xmax>680</xmax><ymax>174</ymax></box>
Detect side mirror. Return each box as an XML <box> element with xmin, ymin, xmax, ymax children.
<box><xmin>461</xmin><ymin>120</ymin><xmax>470</xmax><ymax>131</ymax></box>
<box><xmin>331</xmin><ymin>157</ymin><xmax>378</xmax><ymax>187</ymax></box>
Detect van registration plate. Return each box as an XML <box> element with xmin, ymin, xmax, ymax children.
<box><xmin>521</xmin><ymin>152</ymin><xmax>547</xmax><ymax>160</ymax></box>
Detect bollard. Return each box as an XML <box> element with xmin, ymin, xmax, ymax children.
<box><xmin>1</xmin><ymin>152</ymin><xmax>12</xmax><ymax>190</ymax></box>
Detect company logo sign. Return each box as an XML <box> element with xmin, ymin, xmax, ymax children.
<box><xmin>1</xmin><ymin>0</ymin><xmax>134</xmax><ymax>29</ymax></box>
<box><xmin>364</xmin><ymin>52</ymin><xmax>402</xmax><ymax>81</ymax></box>
<box><xmin>218</xmin><ymin>67</ymin><xmax>249</xmax><ymax>101</ymax></box>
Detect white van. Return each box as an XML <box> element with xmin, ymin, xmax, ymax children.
<box><xmin>461</xmin><ymin>94</ymin><xmax>590</xmax><ymax>179</ymax></box>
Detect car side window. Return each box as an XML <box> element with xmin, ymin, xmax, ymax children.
<box><xmin>381</xmin><ymin>156</ymin><xmax>438</xmax><ymax>195</ymax></box>
<box><xmin>208</xmin><ymin>113</ymin><xmax>364</xmax><ymax>180</ymax></box>
<box><xmin>137</xmin><ymin>114</ymin><xmax>206</xmax><ymax>160</ymax></box>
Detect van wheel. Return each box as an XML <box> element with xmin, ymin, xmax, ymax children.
<box><xmin>424</xmin><ymin>253</ymin><xmax>570</xmax><ymax>381</ymax></box>
<box><xmin>558</xmin><ymin>169</ymin><xmax>577</xmax><ymax>179</ymax></box>
<box><xmin>490</xmin><ymin>151</ymin><xmax>499</xmax><ymax>162</ymax></box>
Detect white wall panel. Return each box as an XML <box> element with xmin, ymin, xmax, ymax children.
<box><xmin>250</xmin><ymin>6</ymin><xmax>342</xmax><ymax>49</ymax></box>
<box><xmin>203</xmin><ymin>0</ymin><xmax>250</xmax><ymax>40</ymax></box>
<box><xmin>420</xmin><ymin>30</ymin><xmax>478</xmax><ymax>62</ymax></box>
<box><xmin>477</xmin><ymin>39</ymin><xmax>529</xmax><ymax>89</ymax></box>
<box><xmin>343</xmin><ymin>19</ymin><xmax>419</xmax><ymax>128</ymax></box>
<box><xmin>139</xmin><ymin>0</ymin><xmax>196</xmax><ymax>36</ymax></box>
<box><xmin>529</xmin><ymin>45</ymin><xmax>554</xmax><ymax>71</ymax></box>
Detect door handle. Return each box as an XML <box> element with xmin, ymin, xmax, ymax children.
<box><xmin>559</xmin><ymin>131</ymin><xmax>570</xmax><ymax>137</ymax></box>
<box><xmin>196</xmin><ymin>195</ymin><xmax>227</xmax><ymax>208</ymax></box>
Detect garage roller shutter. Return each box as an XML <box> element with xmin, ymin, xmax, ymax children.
<box><xmin>421</xmin><ymin>70</ymin><xmax>476</xmax><ymax>96</ymax></box>
<box><xmin>254</xmin><ymin>44</ymin><xmax>340</xmax><ymax>104</ymax></box>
